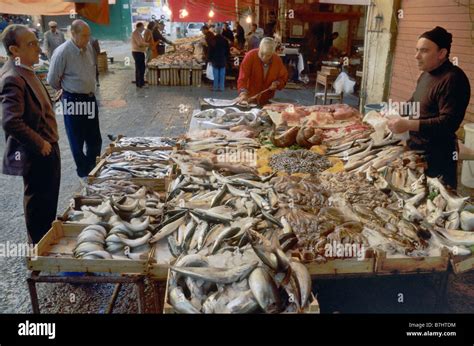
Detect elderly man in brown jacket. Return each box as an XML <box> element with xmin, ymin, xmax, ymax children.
<box><xmin>0</xmin><ymin>25</ymin><xmax>61</xmax><ymax>244</ymax></box>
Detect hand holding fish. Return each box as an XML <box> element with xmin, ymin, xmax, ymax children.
<box><xmin>388</xmin><ymin>118</ymin><xmax>410</xmax><ymax>134</ymax></box>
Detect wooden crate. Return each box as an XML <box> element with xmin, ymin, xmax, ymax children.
<box><xmin>374</xmin><ymin>249</ymin><xmax>450</xmax><ymax>275</ymax></box>
<box><xmin>88</xmin><ymin>158</ymin><xmax>175</xmax><ymax>192</ymax></box>
<box><xmin>290</xmin><ymin>249</ymin><xmax>375</xmax><ymax>276</ymax></box>
<box><xmin>98</xmin><ymin>52</ymin><xmax>108</xmax><ymax>73</ymax></box>
<box><xmin>321</xmin><ymin>66</ymin><xmax>338</xmax><ymax>76</ymax></box>
<box><xmin>179</xmin><ymin>68</ymin><xmax>191</xmax><ymax>86</ymax></box>
<box><xmin>159</xmin><ymin>68</ymin><xmax>170</xmax><ymax>85</ymax></box>
<box><xmin>170</xmin><ymin>68</ymin><xmax>180</xmax><ymax>86</ymax></box>
<box><xmin>450</xmin><ymin>253</ymin><xmax>474</xmax><ymax>274</ymax></box>
<box><xmin>192</xmin><ymin>68</ymin><xmax>202</xmax><ymax>87</ymax></box>
<box><xmin>147</xmin><ymin>68</ymin><xmax>159</xmax><ymax>85</ymax></box>
<box><xmin>162</xmin><ymin>269</ymin><xmax>319</xmax><ymax>314</ymax></box>
<box><xmin>27</xmin><ymin>221</ymin><xmax>152</xmax><ymax>274</ymax></box>
<box><xmin>304</xmin><ymin>258</ymin><xmax>375</xmax><ymax>276</ymax></box>
<box><xmin>96</xmin><ymin>144</ymin><xmax>178</xmax><ymax>164</ymax></box>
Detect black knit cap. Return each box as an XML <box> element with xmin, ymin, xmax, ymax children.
<box><xmin>420</xmin><ymin>26</ymin><xmax>452</xmax><ymax>54</ymax></box>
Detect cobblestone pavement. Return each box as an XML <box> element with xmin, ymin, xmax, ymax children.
<box><xmin>0</xmin><ymin>62</ymin><xmax>472</xmax><ymax>314</ymax></box>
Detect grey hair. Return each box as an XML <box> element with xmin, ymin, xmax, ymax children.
<box><xmin>71</xmin><ymin>19</ymin><xmax>89</xmax><ymax>34</ymax></box>
<box><xmin>259</xmin><ymin>37</ymin><xmax>276</xmax><ymax>53</ymax></box>
<box><xmin>215</xmin><ymin>26</ymin><xmax>223</xmax><ymax>35</ymax></box>
<box><xmin>0</xmin><ymin>24</ymin><xmax>29</xmax><ymax>56</ymax></box>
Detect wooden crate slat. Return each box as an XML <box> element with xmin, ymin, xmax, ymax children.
<box><xmin>375</xmin><ymin>249</ymin><xmax>450</xmax><ymax>274</ymax></box>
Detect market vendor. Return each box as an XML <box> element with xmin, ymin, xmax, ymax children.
<box><xmin>387</xmin><ymin>26</ymin><xmax>471</xmax><ymax>189</ymax></box>
<box><xmin>237</xmin><ymin>37</ymin><xmax>288</xmax><ymax>106</ymax></box>
<box><xmin>152</xmin><ymin>21</ymin><xmax>174</xmax><ymax>56</ymax></box>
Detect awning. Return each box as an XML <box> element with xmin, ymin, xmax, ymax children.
<box><xmin>319</xmin><ymin>0</ymin><xmax>370</xmax><ymax>5</ymax></box>
<box><xmin>0</xmin><ymin>0</ymin><xmax>75</xmax><ymax>16</ymax></box>
<box><xmin>0</xmin><ymin>0</ymin><xmax>109</xmax><ymax>25</ymax></box>
<box><xmin>75</xmin><ymin>0</ymin><xmax>110</xmax><ymax>25</ymax></box>
<box><xmin>169</xmin><ymin>0</ymin><xmax>253</xmax><ymax>23</ymax></box>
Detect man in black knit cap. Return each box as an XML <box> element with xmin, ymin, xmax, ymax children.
<box><xmin>388</xmin><ymin>26</ymin><xmax>471</xmax><ymax>189</ymax></box>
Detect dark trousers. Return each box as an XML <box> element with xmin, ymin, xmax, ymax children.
<box><xmin>62</xmin><ymin>92</ymin><xmax>102</xmax><ymax>177</ymax></box>
<box><xmin>23</xmin><ymin>143</ymin><xmax>61</xmax><ymax>244</ymax></box>
<box><xmin>132</xmin><ymin>51</ymin><xmax>146</xmax><ymax>87</ymax></box>
<box><xmin>425</xmin><ymin>147</ymin><xmax>458</xmax><ymax>189</ymax></box>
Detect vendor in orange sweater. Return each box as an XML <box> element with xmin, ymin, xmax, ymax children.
<box><xmin>237</xmin><ymin>37</ymin><xmax>288</xmax><ymax>106</ymax></box>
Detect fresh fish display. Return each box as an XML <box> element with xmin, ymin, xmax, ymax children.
<box><xmin>269</xmin><ymin>149</ymin><xmax>331</xmax><ymax>175</ymax></box>
<box><xmin>194</xmin><ymin>107</ymin><xmax>264</xmax><ymax>129</ymax></box>
<box><xmin>96</xmin><ymin>150</ymin><xmax>173</xmax><ymax>180</ymax></box>
<box><xmin>167</xmin><ymin>234</ymin><xmax>313</xmax><ymax>313</ymax></box>
<box><xmin>263</xmin><ymin>103</ymin><xmax>361</xmax><ymax>126</ymax></box>
<box><xmin>171</xmin><ymin>149</ymin><xmax>259</xmax><ymax>176</ymax></box>
<box><xmin>113</xmin><ymin>136</ymin><xmax>178</xmax><ymax>149</ymax></box>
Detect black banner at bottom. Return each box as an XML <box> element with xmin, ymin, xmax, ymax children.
<box><xmin>0</xmin><ymin>313</ymin><xmax>472</xmax><ymax>345</ymax></box>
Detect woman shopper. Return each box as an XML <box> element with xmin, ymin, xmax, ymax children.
<box><xmin>208</xmin><ymin>27</ymin><xmax>230</xmax><ymax>92</ymax></box>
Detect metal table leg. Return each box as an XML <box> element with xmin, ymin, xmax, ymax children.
<box><xmin>106</xmin><ymin>283</ymin><xmax>122</xmax><ymax>314</ymax></box>
<box><xmin>135</xmin><ymin>277</ymin><xmax>146</xmax><ymax>314</ymax></box>
<box><xmin>27</xmin><ymin>271</ymin><xmax>41</xmax><ymax>314</ymax></box>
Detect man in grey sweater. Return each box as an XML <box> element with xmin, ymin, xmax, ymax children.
<box><xmin>43</xmin><ymin>21</ymin><xmax>65</xmax><ymax>60</ymax></box>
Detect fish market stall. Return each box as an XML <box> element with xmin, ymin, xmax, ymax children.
<box><xmin>25</xmin><ymin>100</ymin><xmax>474</xmax><ymax>313</ymax></box>
<box><xmin>147</xmin><ymin>36</ymin><xmax>205</xmax><ymax>86</ymax></box>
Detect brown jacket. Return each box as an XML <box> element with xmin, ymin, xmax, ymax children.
<box><xmin>0</xmin><ymin>60</ymin><xmax>57</xmax><ymax>176</ymax></box>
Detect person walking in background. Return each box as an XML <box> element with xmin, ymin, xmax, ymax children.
<box><xmin>89</xmin><ymin>36</ymin><xmax>100</xmax><ymax>86</ymax></box>
<box><xmin>235</xmin><ymin>22</ymin><xmax>245</xmax><ymax>50</ymax></box>
<box><xmin>144</xmin><ymin>21</ymin><xmax>155</xmax><ymax>62</ymax></box>
<box><xmin>43</xmin><ymin>21</ymin><xmax>65</xmax><ymax>60</ymax></box>
<box><xmin>222</xmin><ymin>22</ymin><xmax>234</xmax><ymax>45</ymax></box>
<box><xmin>131</xmin><ymin>22</ymin><xmax>148</xmax><ymax>88</ymax></box>
<box><xmin>47</xmin><ymin>20</ymin><xmax>102</xmax><ymax>179</ymax></box>
<box><xmin>1</xmin><ymin>24</ymin><xmax>61</xmax><ymax>243</ymax></box>
<box><xmin>209</xmin><ymin>27</ymin><xmax>230</xmax><ymax>92</ymax></box>
<box><xmin>248</xmin><ymin>27</ymin><xmax>263</xmax><ymax>50</ymax></box>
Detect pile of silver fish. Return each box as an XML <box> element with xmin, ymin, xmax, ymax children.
<box><xmin>194</xmin><ymin>107</ymin><xmax>264</xmax><ymax>129</ymax></box>
<box><xmin>168</xmin><ymin>238</ymin><xmax>312</xmax><ymax>313</ymax></box>
<box><xmin>113</xmin><ymin>136</ymin><xmax>178</xmax><ymax>149</ymax></box>
<box><xmin>69</xmin><ymin>187</ymin><xmax>163</xmax><ymax>260</ymax></box>
<box><xmin>68</xmin><ymin>186</ymin><xmax>164</xmax><ymax>224</ymax></box>
<box><xmin>96</xmin><ymin>150</ymin><xmax>173</xmax><ymax>180</ymax></box>
<box><xmin>82</xmin><ymin>180</ymin><xmax>144</xmax><ymax>198</ymax></box>
<box><xmin>184</xmin><ymin>137</ymin><xmax>260</xmax><ymax>152</ymax></box>
<box><xmin>269</xmin><ymin>149</ymin><xmax>331</xmax><ymax>175</ymax></box>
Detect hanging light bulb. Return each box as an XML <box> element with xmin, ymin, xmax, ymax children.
<box><xmin>180</xmin><ymin>8</ymin><xmax>189</xmax><ymax>18</ymax></box>
<box><xmin>163</xmin><ymin>4</ymin><xmax>172</xmax><ymax>16</ymax></box>
<box><xmin>246</xmin><ymin>7</ymin><xmax>252</xmax><ymax>24</ymax></box>
<box><xmin>209</xmin><ymin>9</ymin><xmax>215</xmax><ymax>18</ymax></box>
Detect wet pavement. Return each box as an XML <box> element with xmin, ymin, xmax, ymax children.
<box><xmin>0</xmin><ymin>59</ymin><xmax>473</xmax><ymax>314</ymax></box>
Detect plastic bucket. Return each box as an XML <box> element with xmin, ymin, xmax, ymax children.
<box><xmin>461</xmin><ymin>123</ymin><xmax>474</xmax><ymax>188</ymax></box>
<box><xmin>364</xmin><ymin>103</ymin><xmax>384</xmax><ymax>115</ymax></box>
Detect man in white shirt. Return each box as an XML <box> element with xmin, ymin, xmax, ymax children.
<box><xmin>131</xmin><ymin>22</ymin><xmax>148</xmax><ymax>88</ymax></box>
